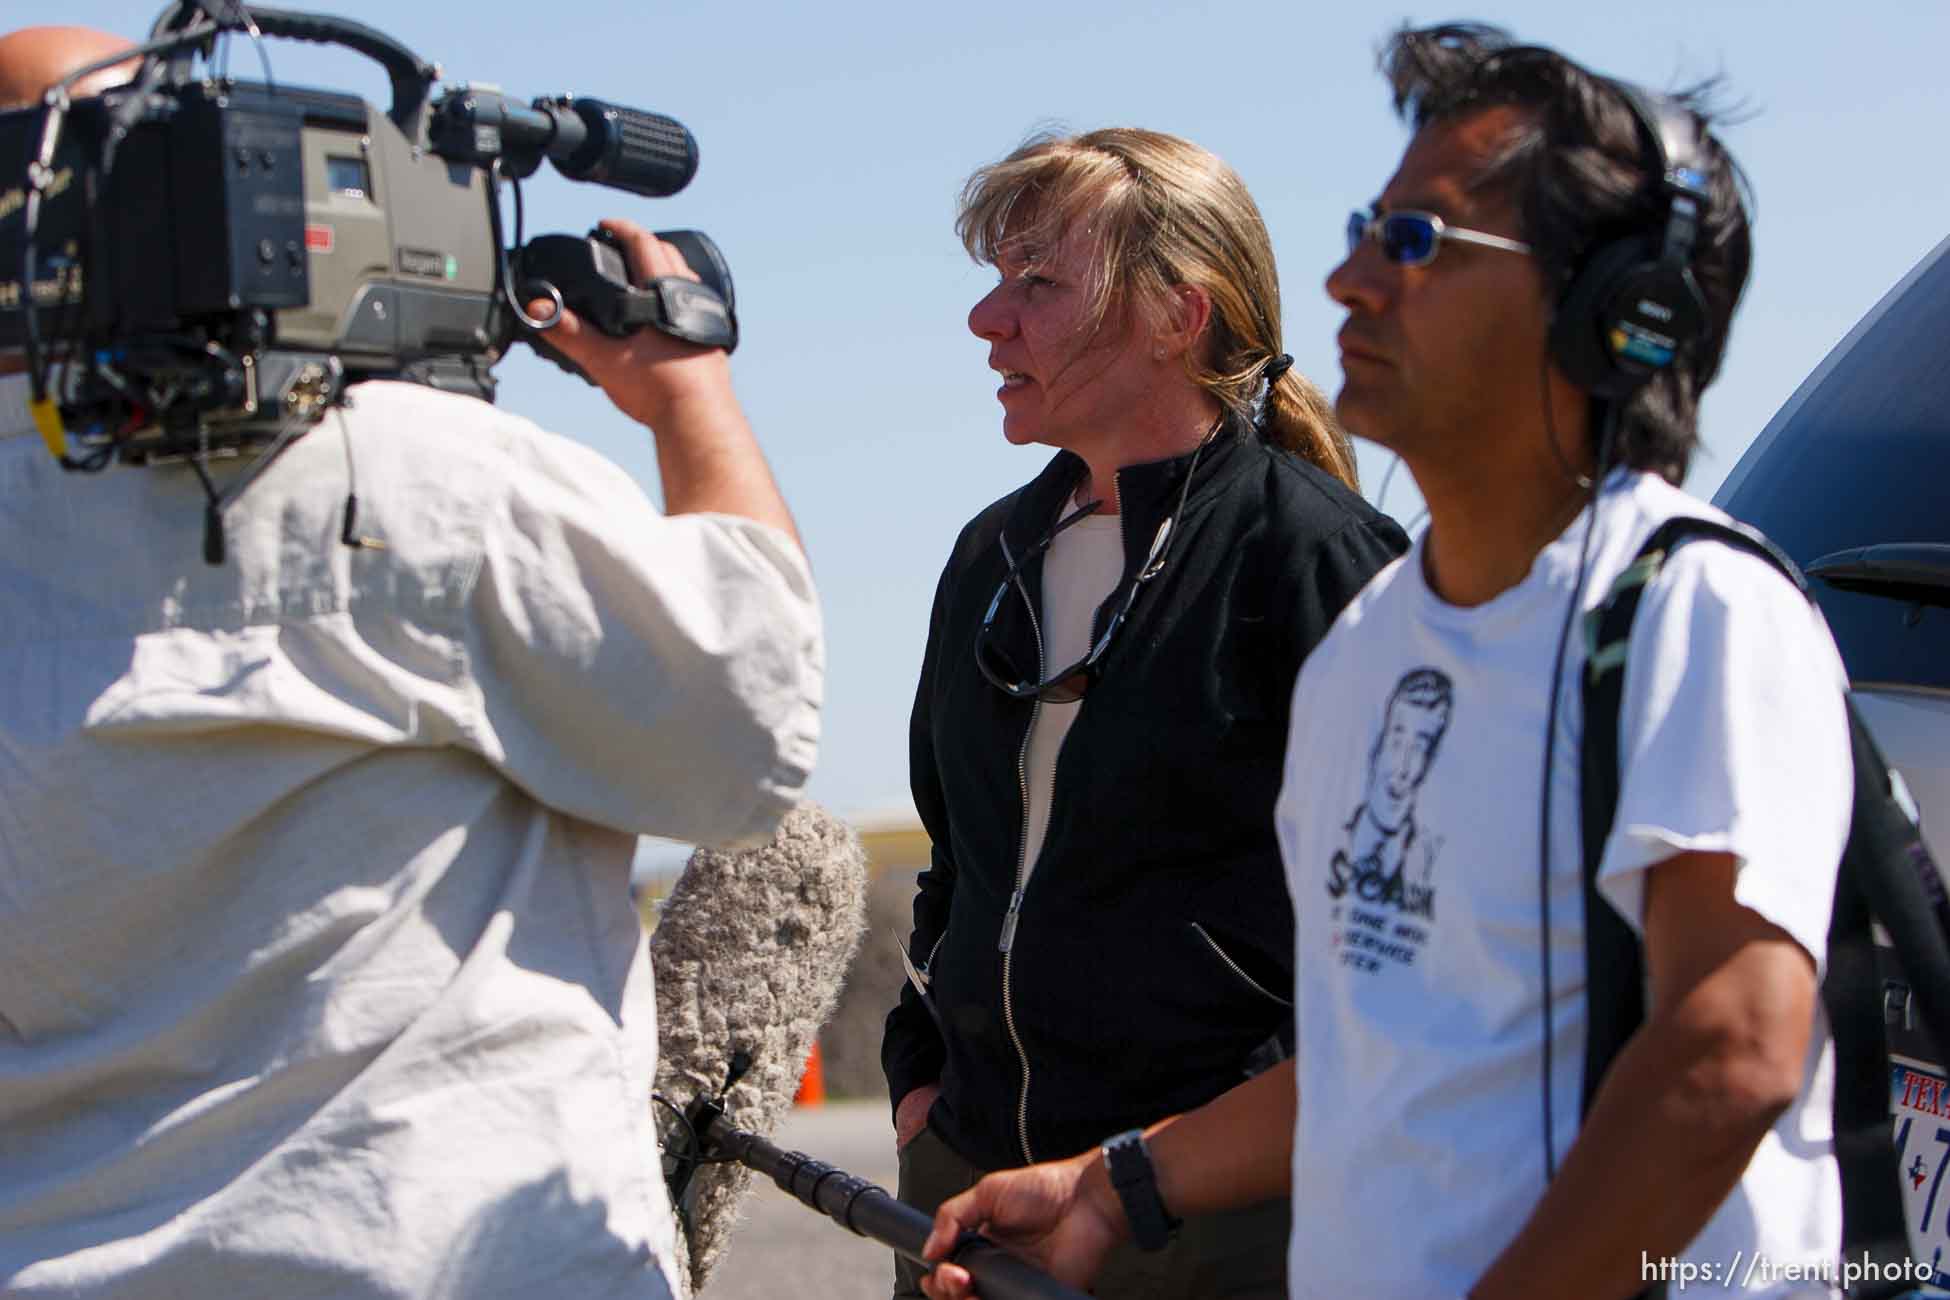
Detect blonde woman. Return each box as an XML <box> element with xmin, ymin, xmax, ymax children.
<box><xmin>883</xmin><ymin>128</ymin><xmax>1407</xmax><ymax>1299</ymax></box>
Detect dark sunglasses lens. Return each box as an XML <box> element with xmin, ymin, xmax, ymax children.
<box><xmin>976</xmin><ymin>627</ymin><xmax>1027</xmax><ymax>694</ymax></box>
<box><xmin>1346</xmin><ymin>210</ymin><xmax>1369</xmax><ymax>255</ymax></box>
<box><xmin>1039</xmin><ymin>666</ymin><xmax>1091</xmax><ymax>704</ymax></box>
<box><xmin>1380</xmin><ymin>214</ymin><xmax>1437</xmax><ymax>265</ymax></box>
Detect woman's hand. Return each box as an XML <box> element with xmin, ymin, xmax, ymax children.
<box><xmin>895</xmin><ymin>1082</ymin><xmax>942</xmax><ymax>1151</ymax></box>
<box><xmin>917</xmin><ymin>1151</ymin><xmax>1124</xmax><ymax>1299</ymax></box>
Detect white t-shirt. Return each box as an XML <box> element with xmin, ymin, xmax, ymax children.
<box><xmin>1274</xmin><ymin>471</ymin><xmax>1850</xmax><ymax>1299</ymax></box>
<box><xmin>1020</xmin><ymin>508</ymin><xmax>1125</xmax><ymax>882</ymax></box>
<box><xmin>0</xmin><ymin>378</ymin><xmax>823</xmax><ymax>1297</ymax></box>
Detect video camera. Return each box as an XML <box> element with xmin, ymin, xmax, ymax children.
<box><xmin>0</xmin><ymin>1</ymin><xmax>737</xmax><ymax>473</ymax></box>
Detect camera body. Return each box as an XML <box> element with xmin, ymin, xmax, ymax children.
<box><xmin>0</xmin><ymin>3</ymin><xmax>728</xmax><ymax>462</ymax></box>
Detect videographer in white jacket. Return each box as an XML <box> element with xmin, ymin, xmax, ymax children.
<box><xmin>0</xmin><ymin>25</ymin><xmax>821</xmax><ymax>1298</ymax></box>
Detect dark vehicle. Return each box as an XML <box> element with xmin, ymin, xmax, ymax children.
<box><xmin>1715</xmin><ymin>235</ymin><xmax>1950</xmax><ymax>1283</ymax></box>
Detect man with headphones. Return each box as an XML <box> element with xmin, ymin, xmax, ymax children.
<box><xmin>918</xmin><ymin>24</ymin><xmax>1851</xmax><ymax>1300</ymax></box>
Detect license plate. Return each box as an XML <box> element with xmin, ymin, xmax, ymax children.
<box><xmin>1888</xmin><ymin>1058</ymin><xmax>1950</xmax><ymax>1291</ymax></box>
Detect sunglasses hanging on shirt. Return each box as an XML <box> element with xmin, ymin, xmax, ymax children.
<box><xmin>974</xmin><ymin>432</ymin><xmax>1210</xmax><ymax>704</ymax></box>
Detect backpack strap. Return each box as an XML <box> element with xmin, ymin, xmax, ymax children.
<box><xmin>1576</xmin><ymin>524</ymin><xmax>1692</xmax><ymax>1300</ymax></box>
<box><xmin>1581</xmin><ymin>519</ymin><xmax>1801</xmax><ymax>1119</ymax></box>
<box><xmin>1578</xmin><ymin>515</ymin><xmax>1936</xmax><ymax>1299</ymax></box>
<box><xmin>1823</xmin><ymin>713</ymin><xmax>1916</xmax><ymax>1300</ymax></box>
<box><xmin>1577</xmin><ymin>538</ymin><xmax>1652</xmax><ymax>1121</ymax></box>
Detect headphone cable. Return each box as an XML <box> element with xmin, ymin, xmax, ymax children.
<box><xmin>1538</xmin><ymin>395</ymin><xmax>1618</xmax><ymax>1182</ymax></box>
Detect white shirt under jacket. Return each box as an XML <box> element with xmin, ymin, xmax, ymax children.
<box><xmin>1275</xmin><ymin>471</ymin><xmax>1850</xmax><ymax>1299</ymax></box>
<box><xmin>0</xmin><ymin>376</ymin><xmax>823</xmax><ymax>1297</ymax></box>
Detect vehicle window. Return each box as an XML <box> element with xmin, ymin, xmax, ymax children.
<box><xmin>1712</xmin><ymin>240</ymin><xmax>1950</xmax><ymax>694</ymax></box>
<box><xmin>1808</xmin><ymin>589</ymin><xmax>1949</xmax><ymax>693</ymax></box>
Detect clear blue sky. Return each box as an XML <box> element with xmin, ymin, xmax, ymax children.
<box><xmin>54</xmin><ymin>1</ymin><xmax>1950</xmax><ymax>860</ymax></box>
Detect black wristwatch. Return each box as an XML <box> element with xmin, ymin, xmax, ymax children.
<box><xmin>1101</xmin><ymin>1128</ymin><xmax>1180</xmax><ymax>1252</ymax></box>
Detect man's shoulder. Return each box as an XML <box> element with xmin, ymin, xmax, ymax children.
<box><xmin>340</xmin><ymin>381</ymin><xmax>608</xmax><ymax>470</ymax></box>
<box><xmin>261</xmin><ymin>381</ymin><xmax>667</xmax><ymax>582</ymax></box>
<box><xmin>1601</xmin><ymin>470</ymin><xmax>1730</xmax><ymax>542</ymax></box>
<box><xmin>1597</xmin><ymin>472</ymin><xmax>1814</xmax><ymax>623</ymax></box>
<box><xmin>1291</xmin><ymin>543</ymin><xmax>1419</xmax><ymax>688</ymax></box>
<box><xmin>334</xmin><ymin>381</ymin><xmax>656</xmax><ymax>518</ymax></box>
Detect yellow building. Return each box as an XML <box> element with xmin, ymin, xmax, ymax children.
<box><xmin>851</xmin><ymin>806</ymin><xmax>931</xmax><ymax>877</ymax></box>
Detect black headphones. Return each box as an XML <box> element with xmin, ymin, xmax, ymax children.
<box><xmin>1548</xmin><ymin>82</ymin><xmax>1711</xmax><ymax>402</ymax></box>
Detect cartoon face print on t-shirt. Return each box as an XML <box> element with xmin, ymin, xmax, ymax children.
<box><xmin>1326</xmin><ymin>668</ymin><xmax>1453</xmax><ymax>973</ymax></box>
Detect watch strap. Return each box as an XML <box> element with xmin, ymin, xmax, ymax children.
<box><xmin>1101</xmin><ymin>1128</ymin><xmax>1179</xmax><ymax>1251</ymax></box>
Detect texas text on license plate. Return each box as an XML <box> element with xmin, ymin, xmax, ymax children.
<box><xmin>1890</xmin><ymin>1057</ymin><xmax>1950</xmax><ymax>1291</ymax></box>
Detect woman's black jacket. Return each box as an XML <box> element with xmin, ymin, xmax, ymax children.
<box><xmin>882</xmin><ymin>427</ymin><xmax>1408</xmax><ymax>1172</ymax></box>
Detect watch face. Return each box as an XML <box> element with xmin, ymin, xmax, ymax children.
<box><xmin>1104</xmin><ymin>1130</ymin><xmax>1145</xmax><ymax>1175</ymax></box>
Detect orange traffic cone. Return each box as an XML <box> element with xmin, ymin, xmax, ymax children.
<box><xmin>794</xmin><ymin>1039</ymin><xmax>826</xmax><ymax>1107</ymax></box>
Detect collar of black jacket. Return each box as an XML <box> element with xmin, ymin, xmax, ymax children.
<box><xmin>999</xmin><ymin>413</ymin><xmax>1256</xmax><ymax>567</ymax></box>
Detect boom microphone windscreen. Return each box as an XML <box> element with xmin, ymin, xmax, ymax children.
<box><xmin>650</xmin><ymin>802</ymin><xmax>869</xmax><ymax>1297</ymax></box>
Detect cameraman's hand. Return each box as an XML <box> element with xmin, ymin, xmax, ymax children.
<box><xmin>917</xmin><ymin>1151</ymin><xmax>1124</xmax><ymax>1299</ymax></box>
<box><xmin>530</xmin><ymin>218</ymin><xmax>800</xmax><ymax>548</ymax></box>
<box><xmin>526</xmin><ymin>219</ymin><xmax>727</xmax><ymax>432</ymax></box>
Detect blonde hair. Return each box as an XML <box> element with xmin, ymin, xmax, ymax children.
<box><xmin>956</xmin><ymin>127</ymin><xmax>1357</xmax><ymax>488</ymax></box>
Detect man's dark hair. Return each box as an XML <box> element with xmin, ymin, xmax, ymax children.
<box><xmin>1382</xmin><ymin>23</ymin><xmax>1753</xmax><ymax>484</ymax></box>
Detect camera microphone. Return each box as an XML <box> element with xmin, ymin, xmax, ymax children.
<box><xmin>649</xmin><ymin>802</ymin><xmax>870</xmax><ymax>1296</ymax></box>
<box><xmin>432</xmin><ymin>89</ymin><xmax>699</xmax><ymax>199</ymax></box>
<box><xmin>544</xmin><ymin>97</ymin><xmax>697</xmax><ymax>198</ymax></box>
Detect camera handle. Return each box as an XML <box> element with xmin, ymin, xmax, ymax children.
<box><xmin>513</xmin><ymin>229</ymin><xmax>740</xmax><ymax>380</ymax></box>
<box><xmin>151</xmin><ymin>3</ymin><xmax>440</xmax><ymax>137</ymax></box>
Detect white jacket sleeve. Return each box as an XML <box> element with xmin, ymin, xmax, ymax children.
<box><xmin>459</xmin><ymin>418</ymin><xmax>823</xmax><ymax>847</ymax></box>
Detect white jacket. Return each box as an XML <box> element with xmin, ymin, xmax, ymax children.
<box><xmin>0</xmin><ymin>378</ymin><xmax>823</xmax><ymax>1297</ymax></box>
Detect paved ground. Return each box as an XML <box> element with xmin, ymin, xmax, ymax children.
<box><xmin>703</xmin><ymin>1100</ymin><xmax>904</xmax><ymax>1299</ymax></box>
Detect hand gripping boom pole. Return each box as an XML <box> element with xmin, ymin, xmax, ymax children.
<box><xmin>681</xmin><ymin>1097</ymin><xmax>1091</xmax><ymax>1300</ymax></box>
<box><xmin>723</xmin><ymin>1121</ymin><xmax>1089</xmax><ymax>1300</ymax></box>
